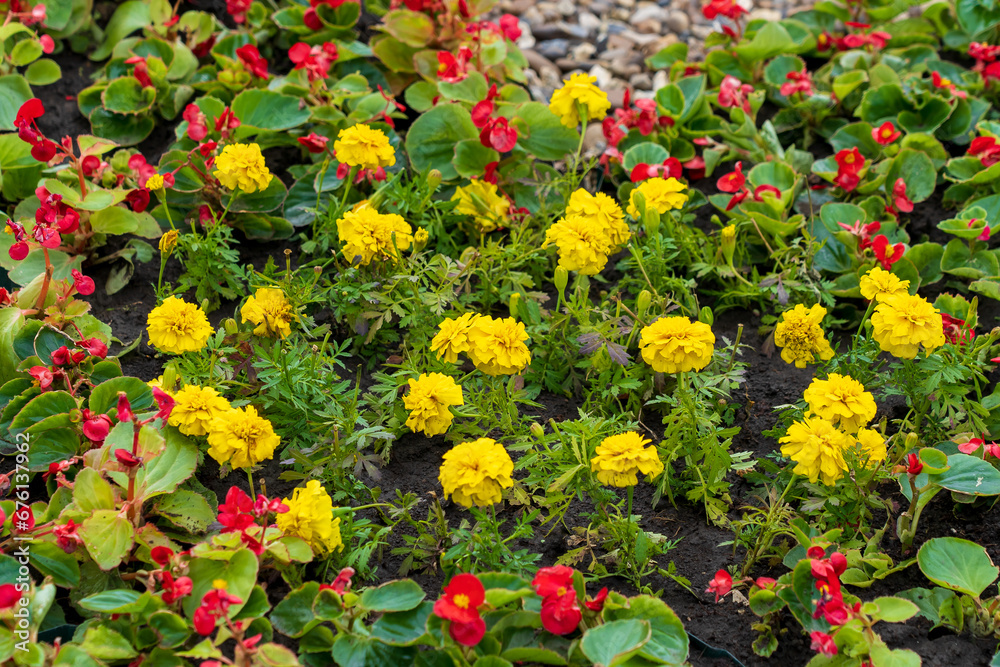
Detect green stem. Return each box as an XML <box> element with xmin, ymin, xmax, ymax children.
<box><xmin>853</xmin><ymin>299</ymin><xmax>876</xmax><ymax>354</ymax></box>
<box><xmin>247</xmin><ymin>469</ymin><xmax>256</xmax><ymax>501</ymax></box>
<box><xmin>217</xmin><ymin>187</ymin><xmax>239</xmax><ymax>227</ymax></box>
<box><xmin>339</xmin><ymin>166</ymin><xmax>357</xmax><ymax>213</ymax></box>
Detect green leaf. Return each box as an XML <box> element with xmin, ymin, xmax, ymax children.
<box><xmin>832</xmin><ymin>70</ymin><xmax>869</xmax><ymax>102</ymax></box>
<box><xmin>500</xmin><ymin>648</ymin><xmax>567</xmax><ymax>666</ymax></box>
<box><xmin>869</xmin><ymin>644</ymin><xmax>921</xmax><ymax>667</ymax></box>
<box><xmin>28</xmin><ymin>541</ymin><xmax>80</xmax><ymax>588</ymax></box>
<box><xmin>271</xmin><ymin>582</ymin><xmax>321</xmax><ymax>638</ymax></box>
<box><xmin>734</xmin><ymin>23</ymin><xmax>793</xmax><ymax>62</ymax></box>
<box><xmin>622</xmin><ymin>142</ymin><xmax>670</xmax><ymax>173</ymax></box>
<box><xmin>382</xmin><ymin>9</ymin><xmax>435</xmax><ymax>47</ymax></box>
<box><xmin>917</xmin><ymin>537</ymin><xmax>999</xmax><ymax>597</ymax></box>
<box><xmin>79</xmin><ymin>510</ymin><xmax>136</xmax><ymax>570</ymax></box>
<box><xmin>79</xmin><ymin>623</ymin><xmax>137</xmax><ymax>660</ymax></box>
<box><xmin>73</xmin><ymin>468</ymin><xmax>116</xmax><ymax>513</ymax></box>
<box><xmin>183</xmin><ymin>549</ymin><xmax>258</xmax><ymax>619</ymax></box>
<box><xmin>25</xmin><ymin>428</ymin><xmax>78</xmax><ymax>473</ymax></box>
<box><xmin>148</xmin><ymin>611</ymin><xmax>192</xmax><ymax>649</ymax></box>
<box><xmin>10</xmin><ymin>38</ymin><xmax>42</xmax><ymax>67</ymax></box>
<box><xmin>580</xmin><ymin>619</ymin><xmax>651</xmax><ymax>667</ymax></box>
<box><xmin>137</xmin><ymin>429</ymin><xmax>198</xmax><ymax>499</ymax></box>
<box><xmin>89</xmin><ymin>206</ymin><xmax>142</xmax><ymax>235</ymax></box>
<box><xmin>24</xmin><ymin>59</ymin><xmax>61</xmax><ymax>86</ymax></box>
<box><xmin>454</xmin><ymin>139</ymin><xmax>498</xmax><ymax>179</ymax></box>
<box><xmin>404</xmin><ymin>103</ymin><xmax>478</xmax><ymax>180</ymax></box>
<box><xmin>101</xmin><ymin>77</ymin><xmax>156</xmax><ymax>115</ymax></box>
<box><xmin>89</xmin><ymin>108</ymin><xmax>156</xmax><ymax>146</ymax></box>
<box><xmin>91</xmin><ymin>1</ymin><xmax>152</xmax><ymax>61</ymax></box>
<box><xmin>511</xmin><ymin>102</ymin><xmax>579</xmax><ymax>161</ymax></box>
<box><xmin>232</xmin><ymin>89</ymin><xmax>311</xmax><ymax>133</ymax></box>
<box><xmin>153</xmin><ymin>489</ymin><xmax>214</xmax><ymax>532</ymax></box>
<box><xmin>930</xmin><ymin>453</ymin><xmax>1000</xmax><ymax>496</ymax></box>
<box><xmin>89</xmin><ymin>376</ymin><xmax>153</xmax><ymax>416</ymax></box>
<box><xmin>0</xmin><ymin>75</ymin><xmax>34</xmax><ymax>132</ymax></box>
<box><xmin>370</xmin><ymin>601</ymin><xmax>432</xmax><ymax>646</ymax></box>
<box><xmin>872</xmin><ymin>596</ymin><xmax>919</xmax><ymax>623</ymax></box>
<box><xmin>359</xmin><ymin>580</ymin><xmax>425</xmax><ymax>612</ymax></box>
<box><xmin>601</xmin><ymin>596</ymin><xmax>688</xmax><ymax>665</ymax></box>
<box><xmin>77</xmin><ymin>589</ymin><xmax>148</xmax><ymax>613</ymax></box>
<box><xmin>9</xmin><ymin>391</ymin><xmax>77</xmax><ymax>435</ymax></box>
<box><xmin>438</xmin><ymin>71</ymin><xmax>488</xmax><ymax>103</ymax></box>
<box><xmin>223</xmin><ymin>176</ymin><xmax>288</xmax><ymax>214</ymax></box>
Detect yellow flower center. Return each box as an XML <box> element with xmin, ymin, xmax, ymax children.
<box><xmin>454</xmin><ymin>594</ymin><xmax>470</xmax><ymax>609</ymax></box>
<box><xmin>844</xmin><ymin>154</ymin><xmax>855</xmax><ymax>164</ymax></box>
<box><xmin>212</xmin><ymin>579</ymin><xmax>228</xmax><ymax>589</ymax></box>
<box><xmin>557</xmin><ymin>586</ymin><xmax>567</xmax><ymax>596</ymax></box>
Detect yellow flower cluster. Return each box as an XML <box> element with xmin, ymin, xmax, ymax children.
<box><xmin>404</xmin><ymin>373</ymin><xmax>464</xmax><ymax>437</ymax></box>
<box><xmin>451</xmin><ymin>179</ymin><xmax>510</xmax><ymax>233</ymax></box>
<box><xmin>146</xmin><ymin>297</ymin><xmax>214</xmax><ymax>355</ymax></box>
<box><xmin>169</xmin><ymin>385</ymin><xmax>231</xmax><ymax>436</ymax></box>
<box><xmin>146</xmin><ymin>174</ymin><xmax>165</xmax><ymax>191</ymax></box>
<box><xmin>639</xmin><ymin>316</ymin><xmax>715</xmax><ymax>374</ymax></box>
<box><xmin>276</xmin><ymin>480</ymin><xmax>343</xmax><ymax>553</ymax></box>
<box><xmin>773</xmin><ymin>304</ymin><xmax>834</xmax><ymax>369</ymax></box>
<box><xmin>548</xmin><ymin>73</ymin><xmax>611</xmax><ymax>127</ymax></box>
<box><xmin>803</xmin><ymin>373</ymin><xmax>876</xmax><ymax>433</ymax></box>
<box><xmin>856</xmin><ymin>427</ymin><xmax>887</xmax><ymax>465</ymax></box>
<box><xmin>206</xmin><ymin>405</ymin><xmax>280</xmax><ymax>469</ymax></box>
<box><xmin>859</xmin><ymin>267</ymin><xmax>909</xmax><ymax>302</ymax></box>
<box><xmin>337</xmin><ymin>203</ymin><xmax>413</xmax><ymax>266</ymax></box>
<box><xmin>779</xmin><ymin>417</ymin><xmax>854</xmax><ymax>485</ymax></box>
<box><xmin>439</xmin><ymin>438</ymin><xmax>514</xmax><ymax>507</ymax></box>
<box><xmin>241</xmin><ymin>288</ymin><xmax>294</xmax><ymax>339</ymax></box>
<box><xmin>544</xmin><ymin>190</ymin><xmax>630</xmax><ymax>275</ymax></box>
<box><xmin>431</xmin><ymin>314</ymin><xmax>531</xmax><ymax>376</ymax></box>
<box><xmin>627</xmin><ymin>177</ymin><xmax>688</xmax><ymax>218</ymax></box>
<box><xmin>590</xmin><ymin>432</ymin><xmax>664</xmax><ymax>487</ymax></box>
<box><xmin>871</xmin><ymin>292</ymin><xmax>945</xmax><ymax>359</ymax></box>
<box><xmin>334</xmin><ymin>124</ymin><xmax>396</xmax><ymax>170</ymax></box>
<box><xmin>214</xmin><ymin>143</ymin><xmax>273</xmax><ymax>194</ymax></box>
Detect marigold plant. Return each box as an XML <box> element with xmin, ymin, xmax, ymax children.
<box><xmin>403</xmin><ymin>373</ymin><xmax>464</xmax><ymax>437</ymax></box>
<box><xmin>548</xmin><ymin>72</ymin><xmax>611</xmax><ymax>127</ymax></box>
<box><xmin>779</xmin><ymin>417</ymin><xmax>854</xmax><ymax>485</ymax></box>
<box><xmin>451</xmin><ymin>179</ymin><xmax>509</xmax><ymax>233</ymax></box>
<box><xmin>859</xmin><ymin>267</ymin><xmax>910</xmax><ymax>302</ymax></box>
<box><xmin>439</xmin><ymin>437</ymin><xmax>514</xmax><ymax>507</ymax></box>
<box><xmin>590</xmin><ymin>432</ymin><xmax>664</xmax><ymax>487</ymax></box>
<box><xmin>241</xmin><ymin>288</ymin><xmax>295</xmax><ymax>339</ymax></box>
<box><xmin>773</xmin><ymin>304</ymin><xmax>835</xmax><ymax>368</ymax></box>
<box><xmin>803</xmin><ymin>373</ymin><xmax>876</xmax><ymax>433</ymax></box>
<box><xmin>856</xmin><ymin>427</ymin><xmax>887</xmax><ymax>466</ymax></box>
<box><xmin>466</xmin><ymin>316</ymin><xmax>531</xmax><ymax>376</ymax></box>
<box><xmin>627</xmin><ymin>177</ymin><xmax>688</xmax><ymax>217</ymax></box>
<box><xmin>169</xmin><ymin>385</ymin><xmax>232</xmax><ymax>437</ymax></box>
<box><xmin>146</xmin><ymin>297</ymin><xmax>214</xmax><ymax>355</ymax></box>
<box><xmin>639</xmin><ymin>316</ymin><xmax>715</xmax><ymax>373</ymax></box>
<box><xmin>206</xmin><ymin>405</ymin><xmax>280</xmax><ymax>469</ymax></box>
<box><xmin>214</xmin><ymin>143</ymin><xmax>273</xmax><ymax>194</ymax></box>
<box><xmin>275</xmin><ymin>480</ymin><xmax>343</xmax><ymax>553</ymax></box>
<box><xmin>564</xmin><ymin>189</ymin><xmax>630</xmax><ymax>250</ymax></box>
<box><xmin>337</xmin><ymin>203</ymin><xmax>413</xmax><ymax>266</ymax></box>
<box><xmin>431</xmin><ymin>313</ymin><xmax>478</xmax><ymax>363</ymax></box>
<box><xmin>333</xmin><ymin>124</ymin><xmax>396</xmax><ymax>170</ymax></box>
<box><xmin>871</xmin><ymin>292</ymin><xmax>946</xmax><ymax>359</ymax></box>
<box><xmin>543</xmin><ymin>215</ymin><xmax>615</xmax><ymax>275</ymax></box>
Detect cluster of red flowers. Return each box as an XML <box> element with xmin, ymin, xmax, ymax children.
<box><xmin>807</xmin><ymin>547</ymin><xmax>853</xmax><ymax>658</ymax></box>
<box><xmin>959</xmin><ymin>437</ymin><xmax>1000</xmax><ymax>458</ymax></box>
<box><xmin>14</xmin><ymin>98</ymin><xmax>58</xmax><ymax>162</ymax></box>
<box><xmin>780</xmin><ymin>70</ymin><xmax>813</xmax><ymax>98</ymax></box>
<box><xmin>531</xmin><ymin>566</ymin><xmax>606</xmax><ymax>635</ymax></box>
<box><xmin>716</xmin><ymin>161</ymin><xmax>781</xmax><ymax>210</ymax></box>
<box><xmin>194</xmin><ymin>583</ymin><xmax>245</xmax><ymax>635</ymax></box>
<box><xmin>718</xmin><ymin>75</ymin><xmax>754</xmax><ymax>113</ymax></box>
<box><xmin>29</xmin><ymin>336</ymin><xmax>107</xmax><ymax>398</ymax></box>
<box><xmin>969</xmin><ymin>42</ymin><xmax>1000</xmax><ymax>84</ymax></box>
<box><xmin>835</xmin><ymin>218</ymin><xmax>904</xmax><ymax>270</ymax></box>
<box><xmin>472</xmin><ymin>84</ymin><xmax>517</xmax><ymax>153</ymax></box>
<box><xmin>630</xmin><ymin>157</ymin><xmax>681</xmax><ymax>184</ymax></box>
<box><xmin>302</xmin><ymin>0</ymin><xmax>356</xmax><ymax>30</ymax></box>
<box><xmin>236</xmin><ymin>44</ymin><xmax>269</xmax><ymax>80</ymax></box>
<box><xmin>289</xmin><ymin>41</ymin><xmax>339</xmax><ymax>83</ymax></box>
<box><xmin>885</xmin><ymin>178</ymin><xmax>913</xmax><ymax>218</ymax></box>
<box><xmin>930</xmin><ymin>71</ymin><xmax>966</xmax><ymax>99</ymax></box>
<box><xmin>438</xmin><ymin>46</ymin><xmax>473</xmax><ymax>84</ymax></box>
<box><xmin>218</xmin><ymin>486</ymin><xmax>288</xmax><ymax>554</ymax></box>
<box><xmin>112</xmin><ymin>389</ymin><xmax>174</xmax><ymax>468</ymax></box>
<box><xmin>432</xmin><ymin>573</ymin><xmax>487</xmax><ymax>645</ymax></box>
<box><xmin>818</xmin><ymin>23</ymin><xmax>890</xmax><ymax>53</ymax></box>
<box><xmin>6</xmin><ymin>184</ymin><xmax>82</xmax><ymax>261</ymax></box>
<box><xmin>702</xmin><ymin>0</ymin><xmax>745</xmax><ymax>21</ymax></box>
<box><xmin>833</xmin><ymin>147</ymin><xmax>865</xmax><ymax>192</ymax></box>
<box><xmin>967</xmin><ymin>135</ymin><xmax>1000</xmax><ymax>167</ymax></box>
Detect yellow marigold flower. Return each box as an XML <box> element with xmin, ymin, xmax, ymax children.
<box><xmin>856</xmin><ymin>427</ymin><xmax>886</xmax><ymax>466</ymax></box>
<box><xmin>451</xmin><ymin>179</ymin><xmax>509</xmax><ymax>233</ymax></box>
<box><xmin>543</xmin><ymin>215</ymin><xmax>614</xmax><ymax>275</ymax></box>
<box><xmin>627</xmin><ymin>177</ymin><xmax>688</xmax><ymax>217</ymax></box>
<box><xmin>159</xmin><ymin>229</ymin><xmax>179</xmax><ymax>254</ymax></box>
<box><xmin>439</xmin><ymin>437</ymin><xmax>514</xmax><ymax>508</ymax></box>
<box><xmin>779</xmin><ymin>417</ymin><xmax>853</xmax><ymax>486</ymax></box>
<box><xmin>871</xmin><ymin>292</ymin><xmax>946</xmax><ymax>359</ymax></box>
<box><xmin>467</xmin><ymin>316</ymin><xmax>531</xmax><ymax>376</ymax></box>
<box><xmin>548</xmin><ymin>72</ymin><xmax>611</xmax><ymax>127</ymax></box>
<box><xmin>590</xmin><ymin>431</ymin><xmax>664</xmax><ymax>487</ymax></box>
<box><xmin>803</xmin><ymin>373</ymin><xmax>876</xmax><ymax>433</ymax></box>
<box><xmin>639</xmin><ymin>316</ymin><xmax>715</xmax><ymax>374</ymax></box>
<box><xmin>404</xmin><ymin>373</ymin><xmax>464</xmax><ymax>437</ymax></box>
<box><xmin>276</xmin><ymin>480</ymin><xmax>343</xmax><ymax>553</ymax></box>
<box><xmin>413</xmin><ymin>227</ymin><xmax>429</xmax><ymax>249</ymax></box>
<box><xmin>148</xmin><ymin>376</ymin><xmax>167</xmax><ymax>392</ymax></box>
<box><xmin>773</xmin><ymin>304</ymin><xmax>835</xmax><ymax>369</ymax></box>
<box><xmin>146</xmin><ymin>296</ymin><xmax>214</xmax><ymax>355</ymax></box>
<box><xmin>241</xmin><ymin>288</ymin><xmax>294</xmax><ymax>339</ymax></box>
<box><xmin>337</xmin><ymin>203</ymin><xmax>413</xmax><ymax>266</ymax></box>
<box><xmin>146</xmin><ymin>174</ymin><xmax>165</xmax><ymax>191</ymax></box>
<box><xmin>206</xmin><ymin>405</ymin><xmax>279</xmax><ymax>469</ymax></box>
<box><xmin>565</xmin><ymin>189</ymin><xmax>630</xmax><ymax>250</ymax></box>
<box><xmin>859</xmin><ymin>267</ymin><xmax>910</xmax><ymax>302</ymax></box>
<box><xmin>431</xmin><ymin>313</ymin><xmax>478</xmax><ymax>363</ymax></box>
<box><xmin>334</xmin><ymin>124</ymin><xmax>396</xmax><ymax>170</ymax></box>
<box><xmin>168</xmin><ymin>385</ymin><xmax>231</xmax><ymax>437</ymax></box>
<box><xmin>214</xmin><ymin>143</ymin><xmax>273</xmax><ymax>194</ymax></box>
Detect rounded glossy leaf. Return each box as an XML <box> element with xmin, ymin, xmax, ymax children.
<box><xmin>102</xmin><ymin>77</ymin><xmax>157</xmax><ymax>115</ymax></box>
<box><xmin>580</xmin><ymin>619</ymin><xmax>651</xmax><ymax>667</ymax></box>
<box><xmin>24</xmin><ymin>59</ymin><xmax>61</xmax><ymax>86</ymax></box>
<box><xmin>359</xmin><ymin>580</ymin><xmax>425</xmax><ymax>613</ymax></box>
<box><xmin>404</xmin><ymin>103</ymin><xmax>478</xmax><ymax>179</ymax></box>
<box><xmin>622</xmin><ymin>142</ymin><xmax>669</xmax><ymax>173</ymax></box>
<box><xmin>917</xmin><ymin>537</ymin><xmax>999</xmax><ymax>597</ymax></box>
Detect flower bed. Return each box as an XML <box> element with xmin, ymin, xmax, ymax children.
<box><xmin>4</xmin><ymin>0</ymin><xmax>1000</xmax><ymax>665</ymax></box>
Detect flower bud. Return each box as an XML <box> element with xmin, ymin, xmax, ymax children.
<box><xmin>427</xmin><ymin>169</ymin><xmax>442</xmax><ymax>190</ymax></box>
<box><xmin>413</xmin><ymin>228</ymin><xmax>429</xmax><ymax>251</ymax></box>
<box><xmin>554</xmin><ymin>266</ymin><xmax>568</xmax><ymax>294</ymax></box>
<box><xmin>509</xmin><ymin>292</ymin><xmax>520</xmax><ymax>319</ymax></box>
<box><xmin>699</xmin><ymin>306</ymin><xmax>714</xmax><ymax>326</ymax></box>
<box><xmin>161</xmin><ymin>365</ymin><xmax>177</xmax><ymax>392</ymax></box>
<box><xmin>904</xmin><ymin>432</ymin><xmax>918</xmax><ymax>452</ymax></box>
<box><xmin>631</xmin><ymin>191</ymin><xmax>647</xmax><ymax>219</ymax></box>
<box><xmin>636</xmin><ymin>290</ymin><xmax>651</xmax><ymax>320</ymax></box>
<box><xmin>721</xmin><ymin>225</ymin><xmax>736</xmax><ymax>267</ymax></box>
<box><xmin>159</xmin><ymin>229</ymin><xmax>179</xmax><ymax>254</ymax></box>
<box><xmin>530</xmin><ymin>422</ymin><xmax>544</xmax><ymax>438</ymax></box>
<box><xmin>644</xmin><ymin>208</ymin><xmax>660</xmax><ymax>239</ymax></box>
<box><xmin>224</xmin><ymin>318</ymin><xmax>238</xmax><ymax>335</ymax></box>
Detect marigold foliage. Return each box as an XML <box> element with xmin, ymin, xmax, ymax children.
<box><xmin>871</xmin><ymin>292</ymin><xmax>946</xmax><ymax>359</ymax></box>
<box><xmin>431</xmin><ymin>313</ymin><xmax>478</xmax><ymax>363</ymax></box>
<box><xmin>439</xmin><ymin>438</ymin><xmax>514</xmax><ymax>507</ymax></box>
<box><xmin>333</xmin><ymin>124</ymin><xmax>396</xmax><ymax>170</ymax></box>
<box><xmin>779</xmin><ymin>417</ymin><xmax>853</xmax><ymax>486</ymax></box>
<box><xmin>214</xmin><ymin>143</ymin><xmax>273</xmax><ymax>193</ymax></box>
<box><xmin>627</xmin><ymin>177</ymin><xmax>688</xmax><ymax>217</ymax></box>
<box><xmin>548</xmin><ymin>73</ymin><xmax>611</xmax><ymax>127</ymax></box>
<box><xmin>590</xmin><ymin>432</ymin><xmax>664</xmax><ymax>487</ymax></box>
<box><xmin>639</xmin><ymin>316</ymin><xmax>715</xmax><ymax>373</ymax></box>
<box><xmin>451</xmin><ymin>179</ymin><xmax>509</xmax><ymax>233</ymax></box>
<box><xmin>466</xmin><ymin>315</ymin><xmax>531</xmax><ymax>376</ymax></box>
<box><xmin>276</xmin><ymin>480</ymin><xmax>343</xmax><ymax>553</ymax></box>
<box><xmin>404</xmin><ymin>373</ymin><xmax>464</xmax><ymax>437</ymax></box>
<box><xmin>337</xmin><ymin>203</ymin><xmax>413</xmax><ymax>266</ymax></box>
<box><xmin>241</xmin><ymin>288</ymin><xmax>294</xmax><ymax>339</ymax></box>
<box><xmin>169</xmin><ymin>385</ymin><xmax>231</xmax><ymax>436</ymax></box>
<box><xmin>803</xmin><ymin>373</ymin><xmax>877</xmax><ymax>433</ymax></box>
<box><xmin>206</xmin><ymin>405</ymin><xmax>280</xmax><ymax>469</ymax></box>
<box><xmin>859</xmin><ymin>267</ymin><xmax>910</xmax><ymax>302</ymax></box>
<box><xmin>774</xmin><ymin>304</ymin><xmax>834</xmax><ymax>369</ymax></box>
<box><xmin>146</xmin><ymin>296</ymin><xmax>214</xmax><ymax>355</ymax></box>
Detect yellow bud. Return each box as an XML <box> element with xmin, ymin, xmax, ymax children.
<box><xmin>530</xmin><ymin>422</ymin><xmax>544</xmax><ymax>438</ymax></box>
<box><xmin>699</xmin><ymin>306</ymin><xmax>714</xmax><ymax>326</ymax></box>
<box><xmin>159</xmin><ymin>229</ymin><xmax>179</xmax><ymax>254</ymax></box>
<box><xmin>509</xmin><ymin>292</ymin><xmax>521</xmax><ymax>319</ymax></box>
<box><xmin>554</xmin><ymin>266</ymin><xmax>568</xmax><ymax>294</ymax></box>
<box><xmin>427</xmin><ymin>169</ymin><xmax>442</xmax><ymax>189</ymax></box>
<box><xmin>636</xmin><ymin>290</ymin><xmax>651</xmax><ymax>320</ymax></box>
<box><xmin>224</xmin><ymin>318</ymin><xmax>238</xmax><ymax>335</ymax></box>
<box><xmin>645</xmin><ymin>208</ymin><xmax>661</xmax><ymax>238</ymax></box>
<box><xmin>413</xmin><ymin>228</ymin><xmax>429</xmax><ymax>251</ymax></box>
<box><xmin>721</xmin><ymin>224</ymin><xmax>736</xmax><ymax>267</ymax></box>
